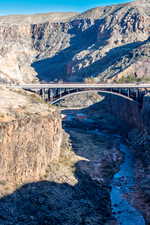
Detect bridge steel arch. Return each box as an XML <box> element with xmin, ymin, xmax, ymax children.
<box><xmin>49</xmin><ymin>89</ymin><xmax>137</xmax><ymax>105</ymax></box>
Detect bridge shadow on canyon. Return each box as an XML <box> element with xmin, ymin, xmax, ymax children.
<box><xmin>0</xmin><ymin>93</ymin><xmax>141</xmax><ymax>225</ymax></box>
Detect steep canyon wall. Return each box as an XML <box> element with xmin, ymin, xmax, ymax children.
<box><xmin>0</xmin><ymin>88</ymin><xmax>62</xmax><ymax>188</ymax></box>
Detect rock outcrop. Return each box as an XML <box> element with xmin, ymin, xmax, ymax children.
<box><xmin>0</xmin><ymin>88</ymin><xmax>62</xmax><ymax>188</ymax></box>
<box><xmin>100</xmin><ymin>92</ymin><xmax>143</xmax><ymax>129</ymax></box>
<box><xmin>0</xmin><ymin>0</ymin><xmax>149</xmax><ymax>83</ymax></box>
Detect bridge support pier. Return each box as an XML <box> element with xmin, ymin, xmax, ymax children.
<box><xmin>118</xmin><ymin>88</ymin><xmax>122</xmax><ymax>94</ymax></box>
<box><xmin>59</xmin><ymin>88</ymin><xmax>62</xmax><ymax>98</ymax></box>
<box><xmin>144</xmin><ymin>88</ymin><xmax>148</xmax><ymax>95</ymax></box>
<box><xmin>127</xmin><ymin>88</ymin><xmax>130</xmax><ymax>98</ymax></box>
<box><xmin>65</xmin><ymin>88</ymin><xmax>70</xmax><ymax>94</ymax></box>
<box><xmin>135</xmin><ymin>88</ymin><xmax>140</xmax><ymax>101</ymax></box>
<box><xmin>48</xmin><ymin>88</ymin><xmax>53</xmax><ymax>101</ymax></box>
<box><xmin>40</xmin><ymin>88</ymin><xmax>46</xmax><ymax>100</ymax></box>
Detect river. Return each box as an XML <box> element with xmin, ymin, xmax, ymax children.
<box><xmin>62</xmin><ymin>108</ymin><xmax>146</xmax><ymax>225</ymax></box>
<box><xmin>111</xmin><ymin>144</ymin><xmax>145</xmax><ymax>225</ymax></box>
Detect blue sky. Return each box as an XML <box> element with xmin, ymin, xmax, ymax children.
<box><xmin>0</xmin><ymin>0</ymin><xmax>132</xmax><ymax>15</ymax></box>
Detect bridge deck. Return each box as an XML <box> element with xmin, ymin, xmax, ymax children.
<box><xmin>2</xmin><ymin>83</ymin><xmax>150</xmax><ymax>89</ymax></box>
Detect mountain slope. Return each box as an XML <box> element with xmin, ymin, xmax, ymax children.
<box><xmin>0</xmin><ymin>0</ymin><xmax>149</xmax><ymax>84</ymax></box>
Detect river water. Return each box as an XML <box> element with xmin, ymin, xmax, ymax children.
<box><xmin>111</xmin><ymin>144</ymin><xmax>145</xmax><ymax>225</ymax></box>
<box><xmin>62</xmin><ymin>109</ymin><xmax>145</xmax><ymax>225</ymax></box>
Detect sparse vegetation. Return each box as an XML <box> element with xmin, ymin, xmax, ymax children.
<box><xmin>29</xmin><ymin>93</ymin><xmax>45</xmax><ymax>104</ymax></box>
<box><xmin>85</xmin><ymin>77</ymin><xmax>96</xmax><ymax>83</ymax></box>
<box><xmin>116</xmin><ymin>75</ymin><xmax>150</xmax><ymax>83</ymax></box>
<box><xmin>0</xmin><ymin>180</ymin><xmax>6</xmax><ymax>186</ymax></box>
<box><xmin>0</xmin><ymin>113</ymin><xmax>5</xmax><ymax>118</ymax></box>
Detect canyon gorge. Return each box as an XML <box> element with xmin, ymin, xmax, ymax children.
<box><xmin>0</xmin><ymin>88</ymin><xmax>150</xmax><ymax>224</ymax></box>
<box><xmin>0</xmin><ymin>0</ymin><xmax>150</xmax><ymax>224</ymax></box>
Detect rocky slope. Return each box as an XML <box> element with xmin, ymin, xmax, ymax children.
<box><xmin>0</xmin><ymin>0</ymin><xmax>149</xmax><ymax>84</ymax></box>
<box><xmin>0</xmin><ymin>87</ymin><xmax>62</xmax><ymax>191</ymax></box>
<box><xmin>0</xmin><ymin>12</ymin><xmax>77</xmax><ymax>84</ymax></box>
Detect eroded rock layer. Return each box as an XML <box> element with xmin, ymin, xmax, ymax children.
<box><xmin>0</xmin><ymin>88</ymin><xmax>62</xmax><ymax>187</ymax></box>
<box><xmin>0</xmin><ymin>0</ymin><xmax>150</xmax><ymax>83</ymax></box>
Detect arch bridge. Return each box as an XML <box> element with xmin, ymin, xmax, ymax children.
<box><xmin>6</xmin><ymin>83</ymin><xmax>150</xmax><ymax>105</ymax></box>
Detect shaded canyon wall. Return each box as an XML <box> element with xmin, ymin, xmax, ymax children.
<box><xmin>0</xmin><ymin>93</ymin><xmax>62</xmax><ymax>186</ymax></box>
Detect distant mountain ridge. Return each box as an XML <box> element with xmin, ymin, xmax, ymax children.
<box><xmin>0</xmin><ymin>0</ymin><xmax>149</xmax><ymax>84</ymax></box>
<box><xmin>0</xmin><ymin>12</ymin><xmax>78</xmax><ymax>24</ymax></box>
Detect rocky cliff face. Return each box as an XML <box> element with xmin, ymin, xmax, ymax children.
<box><xmin>0</xmin><ymin>13</ymin><xmax>77</xmax><ymax>84</ymax></box>
<box><xmin>142</xmin><ymin>94</ymin><xmax>150</xmax><ymax>134</ymax></box>
<box><xmin>0</xmin><ymin>88</ymin><xmax>62</xmax><ymax>189</ymax></box>
<box><xmin>101</xmin><ymin>92</ymin><xmax>143</xmax><ymax>129</ymax></box>
<box><xmin>0</xmin><ymin>24</ymin><xmax>36</xmax><ymax>84</ymax></box>
<box><xmin>124</xmin><ymin>95</ymin><xmax>150</xmax><ymax>224</ymax></box>
<box><xmin>0</xmin><ymin>0</ymin><xmax>149</xmax><ymax>83</ymax></box>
